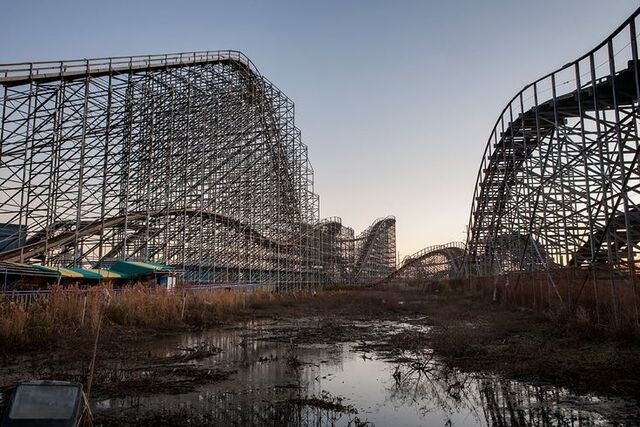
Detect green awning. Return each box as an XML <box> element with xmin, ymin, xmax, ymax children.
<box><xmin>32</xmin><ymin>265</ymin><xmax>87</xmax><ymax>279</ymax></box>
<box><xmin>142</xmin><ymin>261</ymin><xmax>173</xmax><ymax>271</ymax></box>
<box><xmin>109</xmin><ymin>260</ymin><xmax>172</xmax><ymax>279</ymax></box>
<box><xmin>65</xmin><ymin>267</ymin><xmax>103</xmax><ymax>280</ymax></box>
<box><xmin>85</xmin><ymin>268</ymin><xmax>128</xmax><ymax>279</ymax></box>
<box><xmin>17</xmin><ymin>261</ymin><xmax>173</xmax><ymax>280</ymax></box>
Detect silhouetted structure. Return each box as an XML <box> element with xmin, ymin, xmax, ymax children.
<box><xmin>467</xmin><ymin>8</ymin><xmax>640</xmax><ymax>277</ymax></box>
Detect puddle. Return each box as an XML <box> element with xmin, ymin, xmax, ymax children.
<box><xmin>87</xmin><ymin>319</ymin><xmax>639</xmax><ymax>425</ymax></box>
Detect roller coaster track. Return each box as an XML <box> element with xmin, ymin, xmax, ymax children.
<box><xmin>0</xmin><ymin>209</ymin><xmax>337</xmax><ymax>263</ymax></box>
<box><xmin>467</xmin><ymin>7</ymin><xmax>640</xmax><ymax>274</ymax></box>
<box><xmin>385</xmin><ymin>242</ymin><xmax>465</xmax><ymax>282</ymax></box>
<box><xmin>0</xmin><ymin>50</ymin><xmax>397</xmax><ymax>285</ymax></box>
<box><xmin>350</xmin><ymin>216</ymin><xmax>396</xmax><ymax>283</ymax></box>
<box><xmin>0</xmin><ymin>208</ymin><xmax>395</xmax><ymax>283</ymax></box>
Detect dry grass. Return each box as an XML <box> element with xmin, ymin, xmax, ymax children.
<box><xmin>0</xmin><ymin>286</ymin><xmax>107</xmax><ymax>350</ymax></box>
<box><xmin>0</xmin><ymin>282</ymin><xmax>420</xmax><ymax>355</ymax></box>
<box><xmin>3</xmin><ymin>271</ymin><xmax>638</xmax><ymax>354</ymax></box>
<box><xmin>0</xmin><ymin>284</ymin><xmax>402</xmax><ymax>353</ymax></box>
<box><xmin>464</xmin><ymin>267</ymin><xmax>640</xmax><ymax>334</ymax></box>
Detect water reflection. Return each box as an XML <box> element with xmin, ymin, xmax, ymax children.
<box><xmin>89</xmin><ymin>320</ymin><xmax>638</xmax><ymax>426</ymax></box>
<box><xmin>387</xmin><ymin>352</ymin><xmax>619</xmax><ymax>426</ymax></box>
<box><xmin>388</xmin><ymin>352</ymin><xmax>482</xmax><ymax>424</ymax></box>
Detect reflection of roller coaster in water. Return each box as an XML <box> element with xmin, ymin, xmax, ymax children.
<box><xmin>389</xmin><ymin>356</ymin><xmax>619</xmax><ymax>425</ymax></box>
<box><xmin>0</xmin><ymin>51</ymin><xmax>396</xmax><ymax>286</ymax></box>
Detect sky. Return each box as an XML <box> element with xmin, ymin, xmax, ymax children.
<box><xmin>1</xmin><ymin>0</ymin><xmax>638</xmax><ymax>258</ymax></box>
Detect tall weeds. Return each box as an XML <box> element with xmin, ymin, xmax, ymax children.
<box><xmin>0</xmin><ymin>285</ymin><xmax>328</xmax><ymax>351</ymax></box>
<box><xmin>465</xmin><ymin>267</ymin><xmax>640</xmax><ymax>334</ymax></box>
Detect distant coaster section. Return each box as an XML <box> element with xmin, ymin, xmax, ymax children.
<box><xmin>384</xmin><ymin>242</ymin><xmax>466</xmax><ymax>283</ymax></box>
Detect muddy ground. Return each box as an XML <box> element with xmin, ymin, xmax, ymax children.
<box><xmin>1</xmin><ymin>285</ymin><xmax>639</xmax><ymax>425</ymax></box>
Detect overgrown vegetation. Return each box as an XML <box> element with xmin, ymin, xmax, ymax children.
<box><xmin>0</xmin><ymin>284</ymin><xmax>410</xmax><ymax>354</ymax></box>
<box><xmin>464</xmin><ymin>267</ymin><xmax>640</xmax><ymax>336</ymax></box>
<box><xmin>2</xmin><ymin>281</ymin><xmax>640</xmax><ymax>408</ymax></box>
<box><xmin>0</xmin><ymin>286</ymin><xmax>274</xmax><ymax>351</ymax></box>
